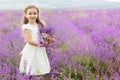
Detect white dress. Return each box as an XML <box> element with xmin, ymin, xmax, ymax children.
<box><xmin>19</xmin><ymin>23</ymin><xmax>51</xmax><ymax>75</ymax></box>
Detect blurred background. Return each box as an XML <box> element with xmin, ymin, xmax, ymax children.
<box><xmin>0</xmin><ymin>0</ymin><xmax>120</xmax><ymax>10</ymax></box>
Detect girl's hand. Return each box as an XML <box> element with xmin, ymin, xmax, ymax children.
<box><xmin>46</xmin><ymin>43</ymin><xmax>51</xmax><ymax>46</ymax></box>
<box><xmin>40</xmin><ymin>43</ymin><xmax>44</xmax><ymax>47</ymax></box>
<box><xmin>50</xmin><ymin>37</ymin><xmax>55</xmax><ymax>43</ymax></box>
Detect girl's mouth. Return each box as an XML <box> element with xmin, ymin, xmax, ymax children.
<box><xmin>30</xmin><ymin>18</ymin><xmax>36</xmax><ymax>20</ymax></box>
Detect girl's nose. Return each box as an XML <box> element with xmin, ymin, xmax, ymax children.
<box><xmin>32</xmin><ymin>14</ymin><xmax>34</xmax><ymax>16</ymax></box>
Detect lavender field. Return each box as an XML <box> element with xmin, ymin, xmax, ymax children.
<box><xmin>0</xmin><ymin>9</ymin><xmax>120</xmax><ymax>80</ymax></box>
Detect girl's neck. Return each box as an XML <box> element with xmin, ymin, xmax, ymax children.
<box><xmin>28</xmin><ymin>22</ymin><xmax>37</xmax><ymax>25</ymax></box>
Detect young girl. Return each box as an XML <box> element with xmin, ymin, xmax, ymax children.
<box><xmin>19</xmin><ymin>5</ymin><xmax>54</xmax><ymax>79</ymax></box>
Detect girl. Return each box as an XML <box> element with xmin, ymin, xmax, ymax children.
<box><xmin>19</xmin><ymin>5</ymin><xmax>54</xmax><ymax>79</ymax></box>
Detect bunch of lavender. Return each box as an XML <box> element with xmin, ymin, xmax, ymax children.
<box><xmin>38</xmin><ymin>25</ymin><xmax>55</xmax><ymax>47</ymax></box>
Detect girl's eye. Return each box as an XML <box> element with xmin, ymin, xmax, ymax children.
<box><xmin>34</xmin><ymin>13</ymin><xmax>37</xmax><ymax>15</ymax></box>
<box><xmin>29</xmin><ymin>13</ymin><xmax>32</xmax><ymax>15</ymax></box>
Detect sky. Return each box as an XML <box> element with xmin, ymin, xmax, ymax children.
<box><xmin>0</xmin><ymin>0</ymin><xmax>120</xmax><ymax>10</ymax></box>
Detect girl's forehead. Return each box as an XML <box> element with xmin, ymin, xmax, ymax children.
<box><xmin>27</xmin><ymin>8</ymin><xmax>38</xmax><ymax>13</ymax></box>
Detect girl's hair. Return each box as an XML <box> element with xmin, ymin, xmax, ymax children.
<box><xmin>23</xmin><ymin>5</ymin><xmax>45</xmax><ymax>27</ymax></box>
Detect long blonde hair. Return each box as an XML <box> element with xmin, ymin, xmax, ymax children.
<box><xmin>22</xmin><ymin>5</ymin><xmax>45</xmax><ymax>27</ymax></box>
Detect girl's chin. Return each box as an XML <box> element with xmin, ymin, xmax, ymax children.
<box><xmin>29</xmin><ymin>20</ymin><xmax>36</xmax><ymax>23</ymax></box>
<box><xmin>30</xmin><ymin>19</ymin><xmax>35</xmax><ymax>21</ymax></box>
<box><xmin>29</xmin><ymin>19</ymin><xmax>36</xmax><ymax>21</ymax></box>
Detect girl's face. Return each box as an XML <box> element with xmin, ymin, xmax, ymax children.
<box><xmin>25</xmin><ymin>8</ymin><xmax>38</xmax><ymax>24</ymax></box>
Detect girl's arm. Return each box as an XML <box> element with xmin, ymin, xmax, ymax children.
<box><xmin>23</xmin><ymin>29</ymin><xmax>44</xmax><ymax>47</ymax></box>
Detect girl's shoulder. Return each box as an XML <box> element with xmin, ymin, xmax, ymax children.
<box><xmin>22</xmin><ymin>24</ymin><xmax>31</xmax><ymax>30</ymax></box>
